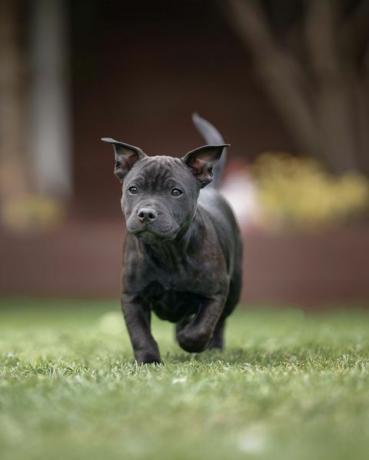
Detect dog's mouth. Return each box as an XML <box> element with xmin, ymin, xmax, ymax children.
<box><xmin>127</xmin><ymin>223</ymin><xmax>180</xmax><ymax>242</ymax></box>
<box><xmin>135</xmin><ymin>230</ymin><xmax>177</xmax><ymax>243</ymax></box>
<box><xmin>125</xmin><ymin>209</ymin><xmax>182</xmax><ymax>243</ymax></box>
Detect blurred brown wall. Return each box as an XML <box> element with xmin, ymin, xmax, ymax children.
<box><xmin>2</xmin><ymin>222</ymin><xmax>369</xmax><ymax>308</ymax></box>
<box><xmin>70</xmin><ymin>0</ymin><xmax>294</xmax><ymax>218</ymax></box>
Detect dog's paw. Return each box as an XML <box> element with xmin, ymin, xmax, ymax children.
<box><xmin>177</xmin><ymin>328</ymin><xmax>210</xmax><ymax>353</ymax></box>
<box><xmin>135</xmin><ymin>351</ymin><xmax>162</xmax><ymax>365</ymax></box>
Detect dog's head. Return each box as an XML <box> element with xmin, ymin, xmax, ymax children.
<box><xmin>101</xmin><ymin>138</ymin><xmax>228</xmax><ymax>242</ymax></box>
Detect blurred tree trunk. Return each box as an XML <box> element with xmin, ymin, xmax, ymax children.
<box><xmin>226</xmin><ymin>0</ymin><xmax>369</xmax><ymax>176</ymax></box>
<box><xmin>0</xmin><ymin>0</ymin><xmax>29</xmax><ymax>204</ymax></box>
<box><xmin>29</xmin><ymin>0</ymin><xmax>72</xmax><ymax>198</ymax></box>
<box><xmin>0</xmin><ymin>0</ymin><xmax>70</xmax><ymax>231</ymax></box>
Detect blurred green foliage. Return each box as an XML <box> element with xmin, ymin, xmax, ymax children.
<box><xmin>253</xmin><ymin>154</ymin><xmax>369</xmax><ymax>229</ymax></box>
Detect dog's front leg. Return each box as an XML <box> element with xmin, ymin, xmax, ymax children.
<box><xmin>176</xmin><ymin>293</ymin><xmax>227</xmax><ymax>353</ymax></box>
<box><xmin>121</xmin><ymin>294</ymin><xmax>161</xmax><ymax>364</ymax></box>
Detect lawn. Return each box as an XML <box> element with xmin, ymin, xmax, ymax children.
<box><xmin>0</xmin><ymin>299</ymin><xmax>369</xmax><ymax>460</ymax></box>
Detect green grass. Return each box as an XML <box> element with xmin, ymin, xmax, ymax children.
<box><xmin>1</xmin><ymin>299</ymin><xmax>369</xmax><ymax>460</ymax></box>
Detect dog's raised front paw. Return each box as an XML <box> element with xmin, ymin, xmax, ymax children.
<box><xmin>177</xmin><ymin>327</ymin><xmax>210</xmax><ymax>353</ymax></box>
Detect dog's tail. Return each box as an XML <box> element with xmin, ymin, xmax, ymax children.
<box><xmin>192</xmin><ymin>113</ymin><xmax>227</xmax><ymax>189</ymax></box>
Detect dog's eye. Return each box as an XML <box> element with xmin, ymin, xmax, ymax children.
<box><xmin>171</xmin><ymin>188</ymin><xmax>183</xmax><ymax>197</ymax></box>
<box><xmin>128</xmin><ymin>186</ymin><xmax>138</xmax><ymax>194</ymax></box>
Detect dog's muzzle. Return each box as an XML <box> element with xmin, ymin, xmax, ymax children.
<box><xmin>137</xmin><ymin>207</ymin><xmax>158</xmax><ymax>224</ymax></box>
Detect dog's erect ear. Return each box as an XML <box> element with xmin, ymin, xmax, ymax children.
<box><xmin>182</xmin><ymin>144</ymin><xmax>229</xmax><ymax>188</ymax></box>
<box><xmin>101</xmin><ymin>137</ymin><xmax>146</xmax><ymax>182</ymax></box>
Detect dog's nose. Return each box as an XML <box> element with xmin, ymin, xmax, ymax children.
<box><xmin>137</xmin><ymin>207</ymin><xmax>158</xmax><ymax>223</ymax></box>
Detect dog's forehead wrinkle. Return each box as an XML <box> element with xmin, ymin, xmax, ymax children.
<box><xmin>143</xmin><ymin>155</ymin><xmax>183</xmax><ymax>168</ymax></box>
<box><xmin>128</xmin><ymin>155</ymin><xmax>190</xmax><ymax>187</ymax></box>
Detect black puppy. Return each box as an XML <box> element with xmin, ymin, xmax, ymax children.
<box><xmin>102</xmin><ymin>114</ymin><xmax>242</xmax><ymax>364</ymax></box>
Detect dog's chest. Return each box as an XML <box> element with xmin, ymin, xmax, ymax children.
<box><xmin>142</xmin><ymin>281</ymin><xmax>204</xmax><ymax>322</ymax></box>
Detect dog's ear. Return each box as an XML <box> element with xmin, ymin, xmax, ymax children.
<box><xmin>101</xmin><ymin>137</ymin><xmax>146</xmax><ymax>182</ymax></box>
<box><xmin>182</xmin><ymin>144</ymin><xmax>229</xmax><ymax>188</ymax></box>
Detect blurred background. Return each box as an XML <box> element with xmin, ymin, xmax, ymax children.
<box><xmin>1</xmin><ymin>0</ymin><xmax>369</xmax><ymax>308</ymax></box>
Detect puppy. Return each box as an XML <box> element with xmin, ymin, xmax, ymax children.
<box><xmin>102</xmin><ymin>114</ymin><xmax>242</xmax><ymax>363</ymax></box>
